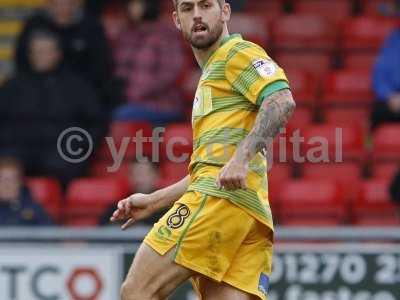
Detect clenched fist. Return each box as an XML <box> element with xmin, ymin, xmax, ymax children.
<box><xmin>216</xmin><ymin>159</ymin><xmax>249</xmax><ymax>191</ymax></box>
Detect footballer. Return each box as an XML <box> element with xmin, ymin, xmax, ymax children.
<box><xmin>111</xmin><ymin>0</ymin><xmax>296</xmax><ymax>299</ymax></box>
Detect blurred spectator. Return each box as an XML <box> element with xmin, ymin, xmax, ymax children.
<box><xmin>390</xmin><ymin>168</ymin><xmax>400</xmax><ymax>203</ymax></box>
<box><xmin>0</xmin><ymin>157</ymin><xmax>53</xmax><ymax>226</ymax></box>
<box><xmin>15</xmin><ymin>0</ymin><xmax>114</xmax><ymax>108</ymax></box>
<box><xmin>372</xmin><ymin>27</ymin><xmax>400</xmax><ymax>129</ymax></box>
<box><xmin>127</xmin><ymin>159</ymin><xmax>159</xmax><ymax>194</ymax></box>
<box><xmin>99</xmin><ymin>159</ymin><xmax>162</xmax><ymax>225</ymax></box>
<box><xmin>112</xmin><ymin>0</ymin><xmax>184</xmax><ymax>125</ymax></box>
<box><xmin>0</xmin><ymin>29</ymin><xmax>104</xmax><ymax>186</ymax></box>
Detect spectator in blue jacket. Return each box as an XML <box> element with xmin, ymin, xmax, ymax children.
<box><xmin>0</xmin><ymin>157</ymin><xmax>53</xmax><ymax>226</ymax></box>
<box><xmin>371</xmin><ymin>27</ymin><xmax>400</xmax><ymax>129</ymax></box>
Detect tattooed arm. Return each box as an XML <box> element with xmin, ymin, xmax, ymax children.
<box><xmin>216</xmin><ymin>89</ymin><xmax>296</xmax><ymax>190</ymax></box>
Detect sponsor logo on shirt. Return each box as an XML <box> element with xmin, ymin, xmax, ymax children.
<box><xmin>253</xmin><ymin>59</ymin><xmax>277</xmax><ymax>78</ymax></box>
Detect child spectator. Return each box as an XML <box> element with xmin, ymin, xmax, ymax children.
<box><xmin>99</xmin><ymin>159</ymin><xmax>163</xmax><ymax>225</ymax></box>
<box><xmin>0</xmin><ymin>157</ymin><xmax>53</xmax><ymax>226</ymax></box>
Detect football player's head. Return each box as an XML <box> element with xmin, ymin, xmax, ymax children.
<box><xmin>172</xmin><ymin>0</ymin><xmax>231</xmax><ymax>49</ymax></box>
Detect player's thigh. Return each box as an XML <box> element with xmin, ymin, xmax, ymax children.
<box><xmin>198</xmin><ymin>277</ymin><xmax>257</xmax><ymax>300</ymax></box>
<box><xmin>122</xmin><ymin>242</ymin><xmax>195</xmax><ymax>299</ymax></box>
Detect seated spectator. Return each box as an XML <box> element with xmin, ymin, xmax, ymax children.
<box><xmin>371</xmin><ymin>25</ymin><xmax>400</xmax><ymax>129</ymax></box>
<box><xmin>99</xmin><ymin>159</ymin><xmax>163</xmax><ymax>225</ymax></box>
<box><xmin>0</xmin><ymin>157</ymin><xmax>53</xmax><ymax>226</ymax></box>
<box><xmin>16</xmin><ymin>0</ymin><xmax>113</xmax><ymax>108</ymax></box>
<box><xmin>113</xmin><ymin>0</ymin><xmax>184</xmax><ymax>125</ymax></box>
<box><xmin>390</xmin><ymin>168</ymin><xmax>400</xmax><ymax>203</ymax></box>
<box><xmin>0</xmin><ymin>29</ymin><xmax>104</xmax><ymax>186</ymax></box>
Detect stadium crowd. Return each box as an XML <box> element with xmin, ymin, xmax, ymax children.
<box><xmin>0</xmin><ymin>0</ymin><xmax>399</xmax><ymax>226</ymax></box>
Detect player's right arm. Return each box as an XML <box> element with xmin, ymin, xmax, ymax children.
<box><xmin>111</xmin><ymin>175</ymin><xmax>190</xmax><ymax>230</ymax></box>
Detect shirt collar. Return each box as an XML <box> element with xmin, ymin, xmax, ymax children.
<box><xmin>220</xmin><ymin>33</ymin><xmax>242</xmax><ymax>46</ymax></box>
<box><xmin>202</xmin><ymin>33</ymin><xmax>242</xmax><ymax>70</ymax></box>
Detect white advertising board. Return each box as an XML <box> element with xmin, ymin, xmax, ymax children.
<box><xmin>0</xmin><ymin>247</ymin><xmax>122</xmax><ymax>300</ymax></box>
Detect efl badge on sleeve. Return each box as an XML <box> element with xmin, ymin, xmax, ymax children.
<box><xmin>253</xmin><ymin>59</ymin><xmax>277</xmax><ymax>78</ymax></box>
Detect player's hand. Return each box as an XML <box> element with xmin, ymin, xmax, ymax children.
<box><xmin>216</xmin><ymin>159</ymin><xmax>249</xmax><ymax>191</ymax></box>
<box><xmin>110</xmin><ymin>193</ymin><xmax>156</xmax><ymax>230</ymax></box>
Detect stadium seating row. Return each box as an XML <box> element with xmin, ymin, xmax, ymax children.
<box><xmin>182</xmin><ymin>68</ymin><xmax>375</xmax><ymax>109</ymax></box>
<box><xmin>169</xmin><ymin>14</ymin><xmax>398</xmax><ymax>72</ymax></box>
<box><xmin>26</xmin><ymin>167</ymin><xmax>400</xmax><ymax>227</ymax></box>
<box><xmin>24</xmin><ymin>120</ymin><xmax>400</xmax><ymax>226</ymax></box>
<box><xmin>95</xmin><ymin>121</ymin><xmax>400</xmax><ymax>161</ymax></box>
<box><xmin>158</xmin><ymin>0</ymin><xmax>399</xmax><ymax>19</ymax></box>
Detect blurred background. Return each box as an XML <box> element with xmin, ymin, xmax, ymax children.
<box><xmin>0</xmin><ymin>0</ymin><xmax>399</xmax><ymax>299</ymax></box>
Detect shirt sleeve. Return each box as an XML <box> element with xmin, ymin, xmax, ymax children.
<box><xmin>225</xmin><ymin>43</ymin><xmax>290</xmax><ymax>106</ymax></box>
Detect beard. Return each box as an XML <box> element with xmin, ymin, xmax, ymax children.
<box><xmin>183</xmin><ymin>21</ymin><xmax>224</xmax><ymax>50</ymax></box>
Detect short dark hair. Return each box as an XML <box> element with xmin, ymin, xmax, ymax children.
<box><xmin>172</xmin><ymin>0</ymin><xmax>225</xmax><ymax>10</ymax></box>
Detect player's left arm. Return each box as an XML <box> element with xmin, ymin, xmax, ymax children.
<box><xmin>216</xmin><ymin>88</ymin><xmax>295</xmax><ymax>190</ymax></box>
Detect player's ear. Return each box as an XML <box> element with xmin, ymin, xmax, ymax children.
<box><xmin>221</xmin><ymin>2</ymin><xmax>231</xmax><ymax>23</ymax></box>
<box><xmin>172</xmin><ymin>11</ymin><xmax>182</xmax><ymax>31</ymax></box>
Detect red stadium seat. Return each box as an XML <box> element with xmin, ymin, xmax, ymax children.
<box><xmin>287</xmin><ymin>107</ymin><xmax>313</xmax><ymax>133</ymax></box>
<box><xmin>286</xmin><ymin>107</ymin><xmax>313</xmax><ymax>145</ymax></box>
<box><xmin>302</xmin><ymin>162</ymin><xmax>362</xmax><ymax>202</ymax></box>
<box><xmin>243</xmin><ymin>0</ymin><xmax>284</xmax><ymax>20</ymax></box>
<box><xmin>97</xmin><ymin>121</ymin><xmax>153</xmax><ymax>160</ymax></box>
<box><xmin>341</xmin><ymin>17</ymin><xmax>397</xmax><ymax>51</ymax></box>
<box><xmin>342</xmin><ymin>52</ymin><xmax>378</xmax><ymax>71</ymax></box>
<box><xmin>26</xmin><ymin>177</ymin><xmax>63</xmax><ymax>222</ymax></box>
<box><xmin>272</xmin><ymin>130</ymin><xmax>292</xmax><ymax>163</ymax></box>
<box><xmin>278</xmin><ymin>179</ymin><xmax>346</xmax><ymax>225</ymax></box>
<box><xmin>62</xmin><ymin>218</ymin><xmax>100</xmax><ymax>226</ymax></box>
<box><xmin>181</xmin><ymin>67</ymin><xmax>201</xmax><ymax>102</ymax></box>
<box><xmin>276</xmin><ymin>52</ymin><xmax>332</xmax><ymax>77</ymax></box>
<box><xmin>322</xmin><ymin>69</ymin><xmax>374</xmax><ymax>106</ymax></box>
<box><xmin>293</xmin><ymin>0</ymin><xmax>352</xmax><ymax>23</ymax></box>
<box><xmin>110</xmin><ymin>121</ymin><xmax>153</xmax><ymax>147</ymax></box>
<box><xmin>324</xmin><ymin>107</ymin><xmax>371</xmax><ymax>129</ymax></box>
<box><xmin>267</xmin><ymin>162</ymin><xmax>293</xmax><ymax>217</ymax></box>
<box><xmin>301</xmin><ymin>124</ymin><xmax>365</xmax><ymax>161</ymax></box>
<box><xmin>90</xmin><ymin>160</ymin><xmax>130</xmax><ymax>179</ymax></box>
<box><xmin>64</xmin><ymin>178</ymin><xmax>129</xmax><ymax>226</ymax></box>
<box><xmin>372</xmin><ymin>124</ymin><xmax>400</xmax><ymax>161</ymax></box>
<box><xmin>353</xmin><ymin>178</ymin><xmax>400</xmax><ymax>225</ymax></box>
<box><xmin>371</xmin><ymin>162</ymin><xmax>399</xmax><ymax>180</ymax></box>
<box><xmin>285</xmin><ymin>69</ymin><xmax>318</xmax><ymax>107</ymax></box>
<box><xmin>162</xmin><ymin>123</ymin><xmax>193</xmax><ymax>160</ymax></box>
<box><xmin>229</xmin><ymin>13</ymin><xmax>270</xmax><ymax>47</ymax></box>
<box><xmin>273</xmin><ymin>15</ymin><xmax>337</xmax><ymax>50</ymax></box>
